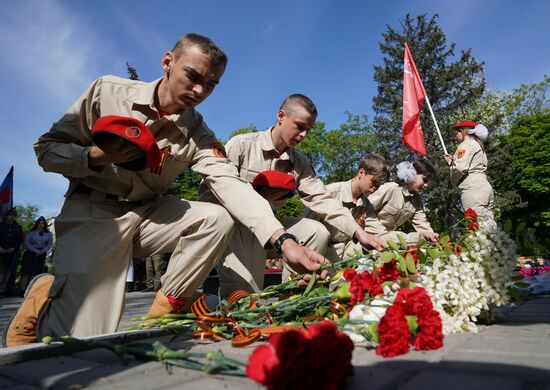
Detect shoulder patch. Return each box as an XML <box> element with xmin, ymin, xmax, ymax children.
<box><xmin>457</xmin><ymin>149</ymin><xmax>466</xmax><ymax>159</ymax></box>
<box><xmin>211</xmin><ymin>142</ymin><xmax>227</xmax><ymax>158</ymax></box>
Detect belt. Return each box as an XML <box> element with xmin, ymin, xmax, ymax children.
<box><xmin>73</xmin><ymin>184</ymin><xmax>120</xmax><ymax>201</ymax></box>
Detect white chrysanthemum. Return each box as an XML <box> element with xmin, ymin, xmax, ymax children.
<box><xmin>422</xmin><ymin>224</ymin><xmax>516</xmax><ymax>334</ymax></box>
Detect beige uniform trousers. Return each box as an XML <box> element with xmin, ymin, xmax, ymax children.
<box><xmin>458</xmin><ymin>173</ymin><xmax>495</xmax><ymax>226</ymax></box>
<box><xmin>219</xmin><ymin>216</ymin><xmax>330</xmax><ymax>296</ymax></box>
<box><xmin>37</xmin><ymin>193</ymin><xmax>233</xmax><ymax>339</ymax></box>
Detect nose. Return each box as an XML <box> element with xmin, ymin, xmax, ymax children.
<box><xmin>192</xmin><ymin>83</ymin><xmax>204</xmax><ymax>96</ymax></box>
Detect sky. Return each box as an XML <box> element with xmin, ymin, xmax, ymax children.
<box><xmin>0</xmin><ymin>0</ymin><xmax>548</xmax><ymax>218</ymax></box>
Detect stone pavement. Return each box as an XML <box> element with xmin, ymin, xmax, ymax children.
<box><xmin>0</xmin><ymin>293</ymin><xmax>549</xmax><ymax>389</ymax></box>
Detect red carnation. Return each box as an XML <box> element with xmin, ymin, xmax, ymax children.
<box><xmin>376</xmin><ymin>304</ymin><xmax>410</xmax><ymax>357</ymax></box>
<box><xmin>360</xmin><ymin>271</ymin><xmax>383</xmax><ymax>298</ymax></box>
<box><xmin>468</xmin><ymin>222</ymin><xmax>479</xmax><ymax>232</ymax></box>
<box><xmin>378</xmin><ymin>261</ymin><xmax>400</xmax><ymax>282</ymax></box>
<box><xmin>376</xmin><ymin>287</ymin><xmax>444</xmax><ymax>358</ymax></box>
<box><xmin>344</xmin><ymin>269</ymin><xmax>365</xmax><ymax>305</ymax></box>
<box><xmin>394</xmin><ymin>287</ymin><xmax>434</xmax><ymax>315</ymax></box>
<box><xmin>464</xmin><ymin>208</ymin><xmax>478</xmax><ymax>222</ymax></box>
<box><xmin>413</xmin><ymin>310</ymin><xmax>444</xmax><ymax>351</ymax></box>
<box><xmin>247</xmin><ymin>321</ymin><xmax>354</xmax><ymax>389</ymax></box>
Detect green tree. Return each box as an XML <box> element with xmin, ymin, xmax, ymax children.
<box><xmin>126</xmin><ymin>62</ymin><xmax>140</xmax><ymax>80</ymax></box>
<box><xmin>297</xmin><ymin>114</ymin><xmax>377</xmax><ymax>183</ymax></box>
<box><xmin>503</xmin><ymin>75</ymin><xmax>549</xmax><ymax>124</ymax></box>
<box><xmin>226</xmin><ymin>124</ymin><xmax>258</xmax><ymax>143</ymax></box>
<box><xmin>491</xmin><ymin>113</ymin><xmax>550</xmax><ymax>255</ymax></box>
<box><xmin>372</xmin><ymin>14</ymin><xmax>486</xmax><ymax>233</ymax></box>
<box><xmin>14</xmin><ymin>203</ymin><xmax>40</xmax><ymax>231</ymax></box>
<box><xmin>167</xmin><ymin>170</ymin><xmax>202</xmax><ymax>201</ymax></box>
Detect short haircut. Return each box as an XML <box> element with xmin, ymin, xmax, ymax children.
<box><xmin>358</xmin><ymin>154</ymin><xmax>390</xmax><ymax>186</ymax></box>
<box><xmin>413</xmin><ymin>159</ymin><xmax>437</xmax><ymax>182</ymax></box>
<box><xmin>172</xmin><ymin>33</ymin><xmax>228</xmax><ymax>68</ymax></box>
<box><xmin>279</xmin><ymin>94</ymin><xmax>318</xmax><ymax>117</ymax></box>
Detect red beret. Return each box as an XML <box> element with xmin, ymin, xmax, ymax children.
<box><xmin>452</xmin><ymin>120</ymin><xmax>477</xmax><ymax>129</ymax></box>
<box><xmin>92</xmin><ymin>116</ymin><xmax>162</xmax><ymax>171</ymax></box>
<box><xmin>252</xmin><ymin>170</ymin><xmax>296</xmax><ymax>199</ymax></box>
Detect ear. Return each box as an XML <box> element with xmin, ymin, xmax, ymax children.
<box><xmin>357</xmin><ymin>168</ymin><xmax>366</xmax><ymax>178</ymax></box>
<box><xmin>277</xmin><ymin>110</ymin><xmax>285</xmax><ymax>124</ymax></box>
<box><xmin>161</xmin><ymin>51</ymin><xmax>172</xmax><ymax>73</ymax></box>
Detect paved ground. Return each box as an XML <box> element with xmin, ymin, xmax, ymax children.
<box><xmin>1</xmin><ymin>293</ymin><xmax>549</xmax><ymax>389</ymax></box>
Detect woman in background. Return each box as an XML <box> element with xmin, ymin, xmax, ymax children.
<box><xmin>444</xmin><ymin>120</ymin><xmax>495</xmax><ymax>226</ymax></box>
<box><xmin>364</xmin><ymin>159</ymin><xmax>440</xmax><ymax>244</ymax></box>
<box><xmin>20</xmin><ymin>216</ymin><xmax>53</xmax><ymax>292</ymax></box>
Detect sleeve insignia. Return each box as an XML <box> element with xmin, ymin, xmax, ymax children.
<box><xmin>211</xmin><ymin>142</ymin><xmax>227</xmax><ymax>158</ymax></box>
<box><xmin>457</xmin><ymin>149</ymin><xmax>466</xmax><ymax>159</ymax></box>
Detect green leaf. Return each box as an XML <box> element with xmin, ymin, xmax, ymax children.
<box><xmin>438</xmin><ymin>235</ymin><xmax>450</xmax><ymax>246</ymax></box>
<box><xmin>511</xmin><ymin>274</ymin><xmax>525</xmax><ymax>281</ymax></box>
<box><xmin>416</xmin><ymin>239</ymin><xmax>427</xmax><ymax>248</ymax></box>
<box><xmin>397</xmin><ymin>234</ymin><xmax>408</xmax><ymax>248</ymax></box>
<box><xmin>381</xmin><ymin>281</ymin><xmax>395</xmax><ymax>289</ymax></box>
<box><xmin>408</xmin><ymin>281</ymin><xmax>416</xmax><ymax>288</ymax></box>
<box><xmin>507</xmin><ymin>287</ymin><xmax>522</xmax><ymax>301</ymax></box>
<box><xmin>387</xmin><ymin>240</ymin><xmax>399</xmax><ymax>251</ymax></box>
<box><xmin>332</xmin><ymin>282</ymin><xmax>352</xmax><ymax>301</ymax></box>
<box><xmin>397</xmin><ymin>255</ymin><xmax>407</xmax><ymax>273</ymax></box>
<box><xmin>367</xmin><ymin>322</ymin><xmax>379</xmax><ymax>343</ymax></box>
<box><xmin>405</xmin><ymin>253</ymin><xmax>417</xmax><ymax>273</ymax></box>
<box><xmin>406</xmin><ymin>315</ymin><xmax>418</xmax><ymax>335</ymax></box>
<box><xmin>380</xmin><ymin>251</ymin><xmax>396</xmax><ymax>263</ymax></box>
<box><xmin>308</xmin><ymin>286</ymin><xmax>329</xmax><ymax>297</ymax></box>
<box><xmin>514</xmin><ymin>282</ymin><xmax>530</xmax><ymax>289</ymax></box>
<box><xmin>303</xmin><ymin>273</ymin><xmax>316</xmax><ymax>296</ymax></box>
<box><xmin>504</xmin><ymin>219</ymin><xmax>513</xmax><ymax>232</ymax></box>
<box><xmin>516</xmin><ymin>222</ymin><xmax>526</xmax><ymax>235</ymax></box>
<box><xmin>416</xmin><ymin>249</ymin><xmax>427</xmax><ymax>264</ymax></box>
<box><xmin>427</xmin><ymin>248</ymin><xmax>440</xmax><ymax>259</ymax></box>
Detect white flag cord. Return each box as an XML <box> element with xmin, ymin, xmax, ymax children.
<box><xmin>424</xmin><ymin>95</ymin><xmax>448</xmax><ymax>155</ymax></box>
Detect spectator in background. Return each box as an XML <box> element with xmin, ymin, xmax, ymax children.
<box><xmin>0</xmin><ymin>208</ymin><xmax>23</xmax><ymax>297</ymax></box>
<box><xmin>143</xmin><ymin>254</ymin><xmax>169</xmax><ymax>292</ymax></box>
<box><xmin>19</xmin><ymin>216</ymin><xmax>54</xmax><ymax>293</ymax></box>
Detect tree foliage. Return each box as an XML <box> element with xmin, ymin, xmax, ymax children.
<box><xmin>372</xmin><ymin>14</ymin><xmax>486</xmax><ymax>233</ymax></box>
<box><xmin>491</xmin><ymin>113</ymin><xmax>550</xmax><ymax>254</ymax></box>
<box><xmin>126</xmin><ymin>62</ymin><xmax>140</xmax><ymax>80</ymax></box>
<box><xmin>14</xmin><ymin>203</ymin><xmax>40</xmax><ymax>231</ymax></box>
<box><xmin>297</xmin><ymin>113</ymin><xmax>377</xmax><ymax>182</ymax></box>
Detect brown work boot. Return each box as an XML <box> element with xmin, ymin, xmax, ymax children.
<box><xmin>145</xmin><ymin>290</ymin><xmax>217</xmax><ymax>317</ymax></box>
<box><xmin>145</xmin><ymin>290</ymin><xmax>187</xmax><ymax>317</ymax></box>
<box><xmin>3</xmin><ymin>273</ymin><xmax>54</xmax><ymax>347</ymax></box>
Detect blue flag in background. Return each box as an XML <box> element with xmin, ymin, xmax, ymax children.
<box><xmin>0</xmin><ymin>166</ymin><xmax>13</xmax><ymax>219</ymax></box>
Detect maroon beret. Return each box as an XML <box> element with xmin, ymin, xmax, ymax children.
<box><xmin>92</xmin><ymin>116</ymin><xmax>161</xmax><ymax>171</ymax></box>
<box><xmin>252</xmin><ymin>170</ymin><xmax>296</xmax><ymax>199</ymax></box>
<box><xmin>452</xmin><ymin>120</ymin><xmax>477</xmax><ymax>129</ymax></box>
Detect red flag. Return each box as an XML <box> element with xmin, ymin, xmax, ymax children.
<box><xmin>0</xmin><ymin>166</ymin><xmax>13</xmax><ymax>219</ymax></box>
<box><xmin>402</xmin><ymin>42</ymin><xmax>427</xmax><ymax>156</ymax></box>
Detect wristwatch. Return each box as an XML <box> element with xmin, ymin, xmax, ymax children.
<box><xmin>273</xmin><ymin>232</ymin><xmax>299</xmax><ymax>254</ymax></box>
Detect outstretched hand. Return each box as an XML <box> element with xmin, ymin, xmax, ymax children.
<box><xmin>280</xmin><ymin>239</ymin><xmax>329</xmax><ymax>288</ymax></box>
<box><xmin>355</xmin><ymin>228</ymin><xmax>387</xmax><ymax>251</ymax></box>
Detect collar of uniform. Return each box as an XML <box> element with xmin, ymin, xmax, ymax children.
<box><xmin>260</xmin><ymin>127</ymin><xmax>292</xmax><ymax>161</ymax></box>
<box><xmin>341</xmin><ymin>179</ymin><xmax>356</xmax><ymax>204</ymax></box>
<box><xmin>400</xmin><ymin>184</ymin><xmax>413</xmax><ymax>197</ymax></box>
<box><xmin>127</xmin><ymin>78</ymin><xmax>166</xmax><ymax>119</ymax></box>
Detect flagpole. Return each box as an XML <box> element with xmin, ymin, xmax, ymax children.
<box><xmin>423</xmin><ymin>96</ymin><xmax>448</xmax><ymax>155</ymax></box>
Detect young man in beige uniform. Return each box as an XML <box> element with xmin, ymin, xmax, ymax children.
<box><xmin>4</xmin><ymin>34</ymin><xmax>328</xmax><ymax>347</ymax></box>
<box><xmin>304</xmin><ymin>154</ymin><xmax>390</xmax><ymax>260</ymax></box>
<box><xmin>444</xmin><ymin>121</ymin><xmax>495</xmax><ymax>225</ymax></box>
<box><xmin>201</xmin><ymin>94</ymin><xmax>387</xmax><ymax>295</ymax></box>
<box><xmin>364</xmin><ymin>160</ymin><xmax>440</xmax><ymax>245</ymax></box>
